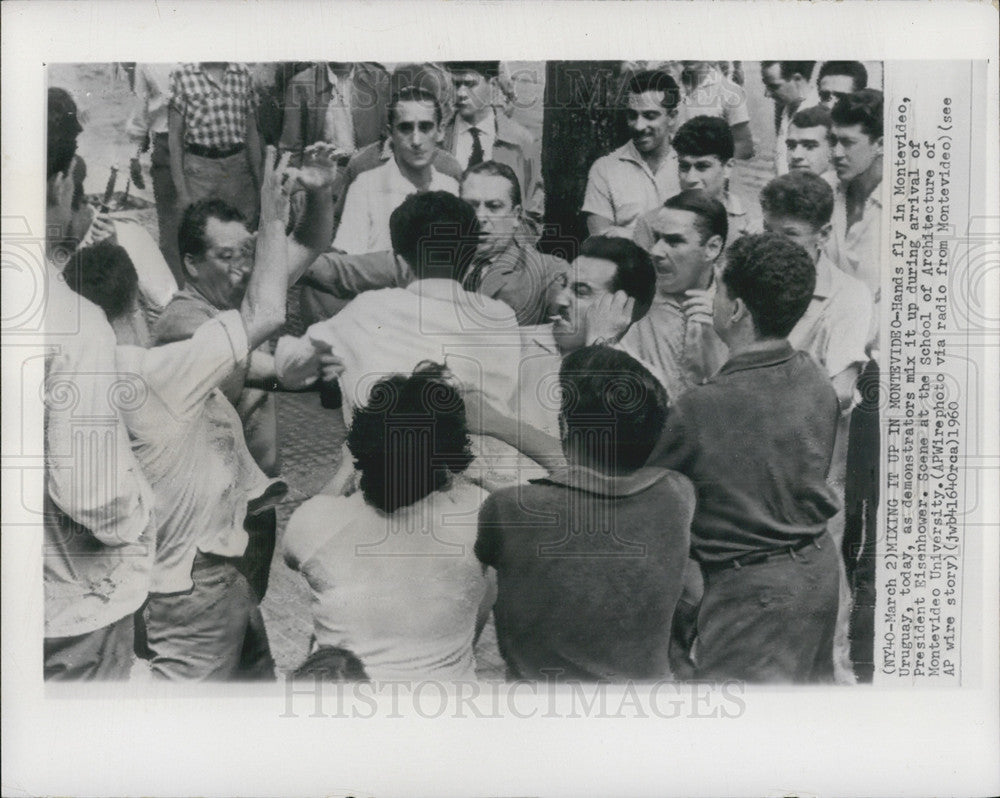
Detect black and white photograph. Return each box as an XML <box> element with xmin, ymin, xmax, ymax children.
<box><xmin>3</xmin><ymin>2</ymin><xmax>998</xmax><ymax>796</ymax></box>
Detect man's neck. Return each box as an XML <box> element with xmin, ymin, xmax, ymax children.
<box><xmin>724</xmin><ymin>332</ymin><xmax>784</xmax><ymax>360</ymax></box>
<box><xmin>639</xmin><ymin>141</ymin><xmax>670</xmax><ymax>173</ymax></box>
<box><xmin>394</xmin><ymin>156</ymin><xmax>434</xmax><ymax>190</ymax></box>
<box><xmin>462</xmin><ymin>105</ymin><xmax>493</xmax><ymax>128</ymax></box>
<box><xmin>657</xmin><ymin>265</ymin><xmax>713</xmax><ymax>300</ymax></box>
<box><xmin>846</xmin><ymin>160</ymin><xmax>882</xmax><ymax>208</ymax></box>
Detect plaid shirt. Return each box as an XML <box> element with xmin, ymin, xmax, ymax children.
<box><xmin>170</xmin><ymin>63</ymin><xmax>255</xmax><ymax>149</ymax></box>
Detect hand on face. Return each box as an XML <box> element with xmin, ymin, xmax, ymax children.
<box><xmin>584</xmin><ymin>290</ymin><xmax>635</xmax><ymax>346</ymax></box>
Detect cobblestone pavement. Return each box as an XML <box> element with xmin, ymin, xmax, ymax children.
<box><xmin>260</xmin><ymin>390</ymin><xmax>507</xmax><ymax>680</ymax></box>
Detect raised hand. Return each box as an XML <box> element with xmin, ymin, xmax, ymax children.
<box><xmin>259</xmin><ymin>145</ymin><xmax>293</xmax><ymax>227</ymax></box>
<box><xmin>682</xmin><ymin>288</ymin><xmax>714</xmax><ymax>327</ymax></box>
<box><xmin>585</xmin><ymin>289</ymin><xmax>635</xmax><ymax>346</ymax></box>
<box><xmin>286</xmin><ymin>142</ymin><xmax>343</xmax><ymax>194</ymax></box>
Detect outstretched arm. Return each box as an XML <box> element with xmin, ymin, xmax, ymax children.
<box><xmin>284</xmin><ymin>142</ymin><xmax>342</xmax><ymax>283</ymax></box>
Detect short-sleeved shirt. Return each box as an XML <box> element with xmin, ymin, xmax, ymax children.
<box><xmin>826</xmin><ymin>179</ymin><xmax>883</xmax><ymax>302</ymax></box>
<box><xmin>582</xmin><ymin>140</ymin><xmax>680</xmax><ymax>236</ymax></box>
<box><xmin>649</xmin><ymin>341</ymin><xmax>841</xmax><ymax>565</ymax></box>
<box><xmin>127</xmin><ymin>63</ymin><xmax>178</xmax><ymax>141</ymax></box>
<box><xmin>632</xmin><ymin>191</ymin><xmax>760</xmax><ymax>254</ymax></box>
<box><xmin>476</xmin><ymin>464</ymin><xmax>695</xmax><ymax>680</ymax></box>
<box><xmin>682</xmin><ymin>65</ymin><xmax>751</xmax><ymax>128</ymax></box>
<box><xmin>169</xmin><ymin>62</ymin><xmax>256</xmax><ymax>149</ymax></box>
<box><xmin>284</xmin><ymin>482</ymin><xmax>489</xmax><ymax>681</ymax></box>
<box><xmin>789</xmin><ymin>251</ymin><xmax>874</xmax><ymax>378</ymax></box>
<box><xmin>118</xmin><ymin>311</ymin><xmax>281</xmax><ymax>594</ymax></box>
<box><xmin>332</xmin><ymin>157</ymin><xmax>459</xmax><ymax>254</ymax></box>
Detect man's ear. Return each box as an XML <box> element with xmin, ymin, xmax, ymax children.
<box><xmin>705</xmin><ymin>233</ymin><xmax>724</xmax><ymax>264</ymax></box>
<box><xmin>182</xmin><ymin>253</ymin><xmax>199</xmax><ymax>282</ymax></box>
<box><xmin>873</xmin><ymin>135</ymin><xmax>884</xmax><ymax>156</ymax></box>
<box><xmin>817</xmin><ymin>221</ymin><xmax>832</xmax><ymax>249</ymax></box>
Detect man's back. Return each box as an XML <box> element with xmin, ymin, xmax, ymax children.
<box><xmin>476</xmin><ymin>465</ymin><xmax>694</xmax><ymax>681</ymax></box>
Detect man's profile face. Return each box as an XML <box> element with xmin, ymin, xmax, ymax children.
<box><xmin>452</xmin><ymin>70</ymin><xmax>493</xmax><ymax>122</ymax></box>
<box><xmin>818</xmin><ymin>74</ymin><xmax>857</xmax><ymax>110</ymax></box>
<box><xmin>390</xmin><ymin>99</ymin><xmax>440</xmax><ymax>172</ymax></box>
<box><xmin>786</xmin><ymin>124</ymin><xmax>833</xmax><ymax>174</ymax></box>
<box><xmin>189</xmin><ymin>217</ymin><xmax>255</xmax><ymax>309</ymax></box>
<box><xmin>647</xmin><ymin>207</ymin><xmax>717</xmax><ymax>295</ymax></box>
<box><xmin>763</xmin><ymin>212</ymin><xmax>826</xmax><ymax>261</ymax></box>
<box><xmin>461</xmin><ymin>172</ymin><xmax>521</xmax><ymax>260</ymax></box>
<box><xmin>678</xmin><ymin>153</ymin><xmax>731</xmax><ymax>199</ymax></box>
<box><xmin>831</xmin><ymin>122</ymin><xmax>882</xmax><ymax>182</ymax></box>
<box><xmin>626</xmin><ymin>90</ymin><xmax>678</xmax><ymax>155</ymax></box>
<box><xmin>549</xmin><ymin>256</ymin><xmax>618</xmax><ymax>354</ymax></box>
<box><xmin>762</xmin><ymin>64</ymin><xmax>801</xmax><ymax>106</ymax></box>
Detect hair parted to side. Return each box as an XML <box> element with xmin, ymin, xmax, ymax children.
<box><xmin>347</xmin><ymin>362</ymin><xmax>474</xmax><ymax>514</ymax></box>
<box><xmin>818</xmin><ymin>60</ymin><xmax>869</xmax><ymax>92</ymax></box>
<box><xmin>387</xmin><ymin>86</ymin><xmax>443</xmax><ymax>127</ymax></box>
<box><xmin>388</xmin><ymin>191</ymin><xmax>481</xmax><ymax>281</ymax></box>
<box><xmin>626</xmin><ymin>70</ymin><xmax>682</xmax><ymax>112</ymax></box>
<box><xmin>761</xmin><ymin>60</ymin><xmax>817</xmax><ymax>81</ymax></box>
<box><xmin>444</xmin><ymin>61</ymin><xmax>501</xmax><ymax>80</ymax></box>
<box><xmin>790</xmin><ymin>104</ymin><xmax>834</xmax><ymax>132</ymax></box>
<box><xmin>62</xmin><ymin>240</ymin><xmax>139</xmax><ymax>321</ymax></box>
<box><xmin>673</xmin><ymin>115</ymin><xmax>735</xmax><ymax>162</ymax></box>
<box><xmin>463</xmin><ymin>160</ymin><xmax>522</xmax><ymax>207</ymax></box>
<box><xmin>177</xmin><ymin>198</ymin><xmax>247</xmax><ymax>264</ymax></box>
<box><xmin>760</xmin><ymin>171</ymin><xmax>835</xmax><ymax>229</ymax></box>
<box><xmin>721</xmin><ymin>233</ymin><xmax>816</xmax><ymax>339</ymax></box>
<box><xmin>663</xmin><ymin>189</ymin><xmax>729</xmax><ymax>248</ymax></box>
<box><xmin>558</xmin><ymin>345</ymin><xmax>668</xmax><ymax>474</ymax></box>
<box><xmin>830</xmin><ymin>88</ymin><xmax>884</xmax><ymax>140</ymax></box>
<box><xmin>578</xmin><ymin>236</ymin><xmax>656</xmax><ymax>324</ymax></box>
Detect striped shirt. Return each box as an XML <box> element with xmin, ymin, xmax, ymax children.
<box><xmin>169</xmin><ymin>63</ymin><xmax>255</xmax><ymax>149</ymax></box>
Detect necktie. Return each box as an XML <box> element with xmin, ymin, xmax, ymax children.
<box><xmin>323</xmin><ymin>80</ymin><xmax>355</xmax><ymax>153</ymax></box>
<box><xmin>468</xmin><ymin>126</ymin><xmax>484</xmax><ymax>167</ymax></box>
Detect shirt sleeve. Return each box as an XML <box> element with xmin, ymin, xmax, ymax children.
<box><xmin>125</xmin><ymin>66</ymin><xmax>152</xmax><ymax>143</ymax></box>
<box><xmin>647</xmin><ymin>398</ymin><xmax>700</xmax><ymax>475</ymax></box>
<box><xmin>580</xmin><ymin>157</ymin><xmax>615</xmax><ymax>221</ymax></box>
<box><xmin>131</xmin><ymin>310</ymin><xmax>249</xmax><ymax>420</ymax></box>
<box><xmin>822</xmin><ymin>281</ymin><xmax>874</xmax><ymax>378</ymax></box>
<box><xmin>331</xmin><ymin>175</ymin><xmax>370</xmax><ymax>254</ymax></box>
<box><xmin>722</xmin><ymin>78</ymin><xmax>751</xmax><ymax>127</ymax></box>
<box><xmin>167</xmin><ymin>68</ymin><xmax>185</xmax><ymax>114</ymax></box>
<box><xmin>303</xmin><ymin>250</ymin><xmax>406</xmax><ymax>298</ymax></box>
<box><xmin>45</xmin><ymin>293</ymin><xmax>152</xmax><ymax>547</ymax></box>
<box><xmin>474</xmin><ymin>494</ymin><xmax>502</xmax><ymax>568</ymax></box>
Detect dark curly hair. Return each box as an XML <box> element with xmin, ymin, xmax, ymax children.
<box><xmin>721</xmin><ymin>233</ymin><xmax>816</xmax><ymax>339</ymax></box>
<box><xmin>673</xmin><ymin>114</ymin><xmax>735</xmax><ymax>162</ymax></box>
<box><xmin>388</xmin><ymin>191</ymin><xmax>480</xmax><ymax>281</ymax></box>
<box><xmin>347</xmin><ymin>362</ymin><xmax>474</xmax><ymax>513</ymax></box>
<box><xmin>177</xmin><ymin>198</ymin><xmax>248</xmax><ymax>266</ymax></box>
<box><xmin>830</xmin><ymin>88</ymin><xmax>883</xmax><ymax>140</ymax></box>
<box><xmin>760</xmin><ymin>170</ymin><xmax>835</xmax><ymax>230</ymax></box>
<box><xmin>62</xmin><ymin>239</ymin><xmax>139</xmax><ymax>322</ymax></box>
<box><xmin>559</xmin><ymin>345</ymin><xmax>668</xmax><ymax>474</ymax></box>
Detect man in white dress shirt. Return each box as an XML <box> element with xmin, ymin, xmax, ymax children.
<box><xmin>761</xmin><ymin>61</ymin><xmax>818</xmax><ymax>176</ymax></box>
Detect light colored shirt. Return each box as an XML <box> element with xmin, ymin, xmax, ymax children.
<box><xmin>454</xmin><ymin>108</ymin><xmax>496</xmax><ymax>170</ymax></box>
<box><xmin>620</xmin><ymin>293</ymin><xmax>728</xmax><ymax>404</ymax></box>
<box><xmin>682</xmin><ymin>64</ymin><xmax>750</xmax><ymax>128</ymax></box>
<box><xmin>44</xmin><ymin>273</ymin><xmax>156</xmax><ymax>637</ymax></box>
<box><xmin>633</xmin><ymin>191</ymin><xmax>759</xmax><ymax>254</ymax></box>
<box><xmin>826</xmin><ymin>179</ymin><xmax>883</xmax><ymax>302</ymax></box>
<box><xmin>776</xmin><ymin>88</ymin><xmax>819</xmax><ymax>176</ymax></box>
<box><xmin>284</xmin><ymin>482</ymin><xmax>489</xmax><ymax>681</ymax></box>
<box><xmin>117</xmin><ymin>310</ymin><xmax>280</xmax><ymax>594</ymax></box>
<box><xmin>582</xmin><ymin>140</ymin><xmax>681</xmax><ymax>236</ymax></box>
<box><xmin>332</xmin><ymin>157</ymin><xmax>459</xmax><ymax>254</ymax></box>
<box><xmin>127</xmin><ymin>63</ymin><xmax>177</xmax><ymax>141</ymax></box>
<box><xmin>789</xmin><ymin>251</ymin><xmax>874</xmax><ymax>378</ymax></box>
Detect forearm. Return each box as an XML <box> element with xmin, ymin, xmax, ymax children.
<box><xmin>288</xmin><ymin>187</ymin><xmax>335</xmax><ymax>283</ymax></box>
<box><xmin>241</xmin><ymin>218</ymin><xmax>288</xmax><ymax>349</ymax></box>
<box><xmin>168</xmin><ymin>109</ymin><xmax>187</xmax><ymax>198</ymax></box>
<box><xmin>482</xmin><ymin>414</ymin><xmax>566</xmax><ymax>472</ymax></box>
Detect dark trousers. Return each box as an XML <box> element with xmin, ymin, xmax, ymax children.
<box><xmin>238</xmin><ymin>507</ymin><xmax>277</xmax><ymax>602</ymax></box>
<box><xmin>44</xmin><ymin>613</ymin><xmax>135</xmax><ymax>681</ymax></box>
<box><xmin>146</xmin><ymin>553</ymin><xmax>275</xmax><ymax>681</ymax></box>
<box><xmin>150</xmin><ymin>132</ymin><xmax>182</xmax><ymax>286</ymax></box>
<box><xmin>694</xmin><ymin>534</ymin><xmax>840</xmax><ymax>684</ymax></box>
<box><xmin>844</xmin><ymin>358</ymin><xmax>880</xmax><ymax>682</ymax></box>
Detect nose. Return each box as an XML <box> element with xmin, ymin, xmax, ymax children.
<box><xmin>650</xmin><ymin>239</ymin><xmax>669</xmax><ymax>259</ymax></box>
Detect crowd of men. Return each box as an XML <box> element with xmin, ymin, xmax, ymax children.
<box><xmin>43</xmin><ymin>59</ymin><xmax>883</xmax><ymax>685</ymax></box>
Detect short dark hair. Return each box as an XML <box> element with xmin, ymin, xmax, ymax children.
<box><xmin>463</xmin><ymin>160</ymin><xmax>522</xmax><ymax>207</ymax></box>
<box><xmin>387</xmin><ymin>86</ymin><xmax>443</xmax><ymax>127</ymax></box>
<box><xmin>818</xmin><ymin>60</ymin><xmax>868</xmax><ymax>92</ymax></box>
<box><xmin>663</xmin><ymin>189</ymin><xmax>729</xmax><ymax>249</ymax></box>
<box><xmin>761</xmin><ymin>61</ymin><xmax>816</xmax><ymax>81</ymax></box>
<box><xmin>760</xmin><ymin>171</ymin><xmax>835</xmax><ymax>229</ymax></box>
<box><xmin>47</xmin><ymin>87</ymin><xmax>82</xmax><ymax>180</ymax></box>
<box><xmin>721</xmin><ymin>233</ymin><xmax>815</xmax><ymax>338</ymax></box>
<box><xmin>390</xmin><ymin>63</ymin><xmax>451</xmax><ymax>105</ymax></box>
<box><xmin>559</xmin><ymin>345</ymin><xmax>668</xmax><ymax>474</ymax></box>
<box><xmin>626</xmin><ymin>70</ymin><xmax>681</xmax><ymax>112</ymax></box>
<box><xmin>672</xmin><ymin>115</ymin><xmax>735</xmax><ymax>162</ymax></box>
<box><xmin>347</xmin><ymin>362</ymin><xmax>474</xmax><ymax>513</ymax></box>
<box><xmin>62</xmin><ymin>240</ymin><xmax>139</xmax><ymax>321</ymax></box>
<box><xmin>444</xmin><ymin>61</ymin><xmax>500</xmax><ymax>80</ymax></box>
<box><xmin>790</xmin><ymin>104</ymin><xmax>833</xmax><ymax>132</ymax></box>
<box><xmin>578</xmin><ymin>236</ymin><xmax>656</xmax><ymax>324</ymax></box>
<box><xmin>388</xmin><ymin>191</ymin><xmax>480</xmax><ymax>281</ymax></box>
<box><xmin>178</xmin><ymin>198</ymin><xmax>247</xmax><ymax>265</ymax></box>
<box><xmin>830</xmin><ymin>88</ymin><xmax>884</xmax><ymax>140</ymax></box>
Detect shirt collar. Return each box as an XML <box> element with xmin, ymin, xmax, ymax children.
<box><xmin>534</xmin><ymin>464</ymin><xmax>673</xmax><ymax>498</ymax></box>
<box><xmin>456</xmin><ymin>107</ymin><xmax>496</xmax><ymax>138</ymax></box>
<box><xmin>724</xmin><ymin>191</ymin><xmax>745</xmax><ymax>217</ymax></box>
<box><xmin>718</xmin><ymin>339</ymin><xmax>797</xmax><ymax>376</ymax></box>
<box><xmin>812</xmin><ymin>250</ymin><xmax>837</xmax><ymax>300</ymax></box>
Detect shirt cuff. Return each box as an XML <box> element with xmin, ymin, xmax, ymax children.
<box><xmin>215</xmin><ymin>309</ymin><xmax>251</xmax><ymax>366</ymax></box>
<box><xmin>274</xmin><ymin>334</ymin><xmax>320</xmax><ymax>389</ymax></box>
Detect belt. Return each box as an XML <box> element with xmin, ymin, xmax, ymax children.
<box><xmin>186</xmin><ymin>142</ymin><xmax>245</xmax><ymax>159</ymax></box>
<box><xmin>702</xmin><ymin>535</ymin><xmax>821</xmax><ymax>575</ymax></box>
